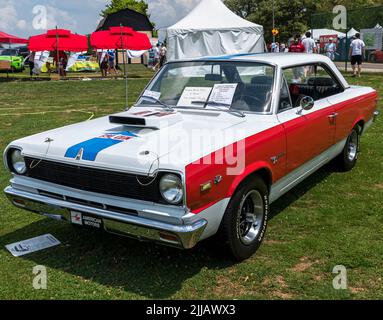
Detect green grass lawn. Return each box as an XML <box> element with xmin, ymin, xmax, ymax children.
<box><xmin>0</xmin><ymin>73</ymin><xmax>382</xmax><ymax>300</ymax></box>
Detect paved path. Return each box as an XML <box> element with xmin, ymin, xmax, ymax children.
<box><xmin>335</xmin><ymin>61</ymin><xmax>383</xmax><ymax>73</ymax></box>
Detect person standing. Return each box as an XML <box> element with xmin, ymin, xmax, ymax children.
<box><xmin>28</xmin><ymin>51</ymin><xmax>35</xmax><ymax>77</ymax></box>
<box><xmin>152</xmin><ymin>43</ymin><xmax>160</xmax><ymax>71</ymax></box>
<box><xmin>271</xmin><ymin>42</ymin><xmax>280</xmax><ymax>53</ymax></box>
<box><xmin>159</xmin><ymin>43</ymin><xmax>167</xmax><ymax>68</ymax></box>
<box><xmin>325</xmin><ymin>38</ymin><xmax>337</xmax><ymax>61</ymax></box>
<box><xmin>100</xmin><ymin>51</ymin><xmax>109</xmax><ymax>77</ymax></box>
<box><xmin>107</xmin><ymin>50</ymin><xmax>117</xmax><ymax>75</ymax></box>
<box><xmin>288</xmin><ymin>36</ymin><xmax>305</xmax><ymax>53</ymax></box>
<box><xmin>54</xmin><ymin>50</ymin><xmax>68</xmax><ymax>78</ymax></box>
<box><xmin>302</xmin><ymin>32</ymin><xmax>317</xmax><ymax>54</ymax></box>
<box><xmin>349</xmin><ymin>33</ymin><xmax>365</xmax><ymax>77</ymax></box>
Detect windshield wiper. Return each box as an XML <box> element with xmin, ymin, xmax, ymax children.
<box><xmin>191</xmin><ymin>100</ymin><xmax>246</xmax><ymax>118</ymax></box>
<box><xmin>141</xmin><ymin>95</ymin><xmax>174</xmax><ymax>112</ymax></box>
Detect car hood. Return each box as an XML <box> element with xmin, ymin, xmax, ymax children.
<box><xmin>9</xmin><ymin>107</ymin><xmax>248</xmax><ymax>174</ymax></box>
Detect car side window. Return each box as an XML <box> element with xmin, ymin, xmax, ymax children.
<box><xmin>278</xmin><ymin>76</ymin><xmax>293</xmax><ymax>112</ymax></box>
<box><xmin>283</xmin><ymin>64</ymin><xmax>343</xmax><ymax>107</ymax></box>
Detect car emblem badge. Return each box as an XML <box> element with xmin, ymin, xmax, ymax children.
<box><xmin>75</xmin><ymin>148</ymin><xmax>84</xmax><ymax>160</ymax></box>
<box><xmin>271</xmin><ymin>153</ymin><xmax>285</xmax><ymax>165</ymax></box>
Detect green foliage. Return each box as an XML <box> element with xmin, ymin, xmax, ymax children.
<box><xmin>101</xmin><ymin>0</ymin><xmax>149</xmax><ymax>17</ymax></box>
<box><xmin>224</xmin><ymin>0</ymin><xmax>383</xmax><ymax>43</ymax></box>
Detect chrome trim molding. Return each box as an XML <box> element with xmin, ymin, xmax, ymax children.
<box><xmin>4</xmin><ymin>186</ymin><xmax>207</xmax><ymax>249</ymax></box>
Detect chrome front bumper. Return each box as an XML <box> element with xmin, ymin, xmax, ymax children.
<box><xmin>4</xmin><ymin>186</ymin><xmax>207</xmax><ymax>249</ymax></box>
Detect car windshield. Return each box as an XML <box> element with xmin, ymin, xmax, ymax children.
<box><xmin>137</xmin><ymin>61</ymin><xmax>275</xmax><ymax>113</ymax></box>
<box><xmin>0</xmin><ymin>49</ymin><xmax>18</xmax><ymax>56</ymax></box>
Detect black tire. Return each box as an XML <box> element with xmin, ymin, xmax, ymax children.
<box><xmin>218</xmin><ymin>175</ymin><xmax>269</xmax><ymax>261</ymax></box>
<box><xmin>335</xmin><ymin>127</ymin><xmax>360</xmax><ymax>171</ymax></box>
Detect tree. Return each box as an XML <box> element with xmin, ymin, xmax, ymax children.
<box><xmin>225</xmin><ymin>0</ymin><xmax>318</xmax><ymax>43</ymax></box>
<box><xmin>101</xmin><ymin>0</ymin><xmax>149</xmax><ymax>17</ymax></box>
<box><xmin>224</xmin><ymin>0</ymin><xmax>383</xmax><ymax>43</ymax></box>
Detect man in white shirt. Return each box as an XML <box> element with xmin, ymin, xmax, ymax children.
<box><xmin>302</xmin><ymin>31</ymin><xmax>317</xmax><ymax>54</ymax></box>
<box><xmin>152</xmin><ymin>43</ymin><xmax>160</xmax><ymax>71</ymax></box>
<box><xmin>349</xmin><ymin>33</ymin><xmax>366</xmax><ymax>77</ymax></box>
<box><xmin>301</xmin><ymin>31</ymin><xmax>317</xmax><ymax>76</ymax></box>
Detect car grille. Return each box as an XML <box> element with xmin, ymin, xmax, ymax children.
<box><xmin>24</xmin><ymin>157</ymin><xmax>169</xmax><ymax>204</ymax></box>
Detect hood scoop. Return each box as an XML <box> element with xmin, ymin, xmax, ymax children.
<box><xmin>109</xmin><ymin>109</ymin><xmax>183</xmax><ymax>129</ymax></box>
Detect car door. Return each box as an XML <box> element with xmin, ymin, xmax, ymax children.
<box><xmin>277</xmin><ymin>65</ymin><xmax>336</xmax><ymax>174</ymax></box>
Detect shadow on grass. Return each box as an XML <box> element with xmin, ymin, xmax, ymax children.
<box><xmin>0</xmin><ymin>162</ymin><xmax>336</xmax><ymax>298</ymax></box>
<box><xmin>270</xmin><ymin>162</ymin><xmax>335</xmax><ymax>219</ymax></box>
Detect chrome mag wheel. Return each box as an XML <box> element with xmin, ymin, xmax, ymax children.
<box><xmin>238</xmin><ymin>190</ymin><xmax>264</xmax><ymax>245</ymax></box>
<box><xmin>347</xmin><ymin>130</ymin><xmax>359</xmax><ymax>161</ymax></box>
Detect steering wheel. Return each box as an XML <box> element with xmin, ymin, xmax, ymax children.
<box><xmin>239</xmin><ymin>94</ymin><xmax>264</xmax><ymax>109</ymax></box>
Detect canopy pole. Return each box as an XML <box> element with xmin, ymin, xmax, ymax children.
<box><xmin>56</xmin><ymin>26</ymin><xmax>60</xmax><ymax>79</ymax></box>
<box><xmin>120</xmin><ymin>24</ymin><xmax>128</xmax><ymax>109</ymax></box>
<box><xmin>9</xmin><ymin>42</ymin><xmax>12</xmax><ymax>77</ymax></box>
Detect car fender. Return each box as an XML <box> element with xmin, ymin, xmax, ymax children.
<box><xmin>228</xmin><ymin>161</ymin><xmax>273</xmax><ymax>196</ymax></box>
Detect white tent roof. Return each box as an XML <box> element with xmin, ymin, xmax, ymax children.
<box><xmin>347</xmin><ymin>28</ymin><xmax>359</xmax><ymax>37</ymax></box>
<box><xmin>166</xmin><ymin>0</ymin><xmax>264</xmax><ymax>60</ymax></box>
<box><xmin>168</xmin><ymin>0</ymin><xmax>262</xmax><ymax>33</ymax></box>
<box><xmin>306</xmin><ymin>28</ymin><xmax>346</xmax><ymax>40</ymax></box>
<box><xmin>375</xmin><ymin>23</ymin><xmax>382</xmax><ymax>29</ymax></box>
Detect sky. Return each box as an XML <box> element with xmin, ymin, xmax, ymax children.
<box><xmin>0</xmin><ymin>0</ymin><xmax>202</xmax><ymax>37</ymax></box>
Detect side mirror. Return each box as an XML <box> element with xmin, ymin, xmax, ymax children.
<box><xmin>298</xmin><ymin>96</ymin><xmax>314</xmax><ymax>113</ymax></box>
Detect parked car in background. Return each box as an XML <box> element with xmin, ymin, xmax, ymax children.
<box><xmin>369</xmin><ymin>49</ymin><xmax>383</xmax><ymax>63</ymax></box>
<box><xmin>3</xmin><ymin>53</ymin><xmax>379</xmax><ymax>261</ymax></box>
<box><xmin>13</xmin><ymin>46</ymin><xmax>29</xmax><ymax>59</ymax></box>
<box><xmin>0</xmin><ymin>48</ymin><xmax>25</xmax><ymax>72</ymax></box>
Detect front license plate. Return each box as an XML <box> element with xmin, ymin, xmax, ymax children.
<box><xmin>70</xmin><ymin>211</ymin><xmax>103</xmax><ymax>229</ymax></box>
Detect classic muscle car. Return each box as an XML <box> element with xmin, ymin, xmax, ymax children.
<box><xmin>4</xmin><ymin>53</ymin><xmax>379</xmax><ymax>260</ymax></box>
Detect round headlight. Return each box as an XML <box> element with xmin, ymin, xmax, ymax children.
<box><xmin>10</xmin><ymin>149</ymin><xmax>26</xmax><ymax>174</ymax></box>
<box><xmin>159</xmin><ymin>174</ymin><xmax>183</xmax><ymax>204</ymax></box>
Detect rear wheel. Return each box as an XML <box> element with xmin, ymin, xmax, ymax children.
<box><xmin>218</xmin><ymin>175</ymin><xmax>269</xmax><ymax>261</ymax></box>
<box><xmin>335</xmin><ymin>127</ymin><xmax>360</xmax><ymax>171</ymax></box>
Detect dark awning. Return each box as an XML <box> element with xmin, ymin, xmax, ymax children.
<box><xmin>96</xmin><ymin>9</ymin><xmax>153</xmax><ymax>32</ymax></box>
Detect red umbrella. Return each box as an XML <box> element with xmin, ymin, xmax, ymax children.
<box><xmin>91</xmin><ymin>26</ymin><xmax>152</xmax><ymax>107</ymax></box>
<box><xmin>90</xmin><ymin>26</ymin><xmax>151</xmax><ymax>50</ymax></box>
<box><xmin>28</xmin><ymin>29</ymin><xmax>88</xmax><ymax>52</ymax></box>
<box><xmin>0</xmin><ymin>31</ymin><xmax>28</xmax><ymax>44</ymax></box>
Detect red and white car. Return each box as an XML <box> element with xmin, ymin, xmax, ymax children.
<box><xmin>4</xmin><ymin>53</ymin><xmax>379</xmax><ymax>260</ymax></box>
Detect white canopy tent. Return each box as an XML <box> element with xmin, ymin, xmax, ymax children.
<box><xmin>166</xmin><ymin>0</ymin><xmax>264</xmax><ymax>61</ymax></box>
<box><xmin>346</xmin><ymin>28</ymin><xmax>359</xmax><ymax>38</ymax></box>
<box><xmin>305</xmin><ymin>29</ymin><xmax>346</xmax><ymax>40</ymax></box>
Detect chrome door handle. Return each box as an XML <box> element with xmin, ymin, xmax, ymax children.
<box><xmin>328</xmin><ymin>112</ymin><xmax>338</xmax><ymax>118</ymax></box>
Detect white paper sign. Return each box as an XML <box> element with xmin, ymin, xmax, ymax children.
<box><xmin>5</xmin><ymin>234</ymin><xmax>61</xmax><ymax>257</ymax></box>
<box><xmin>208</xmin><ymin>83</ymin><xmax>238</xmax><ymax>106</ymax></box>
<box><xmin>143</xmin><ymin>90</ymin><xmax>161</xmax><ymax>100</ymax></box>
<box><xmin>177</xmin><ymin>87</ymin><xmax>212</xmax><ymax>107</ymax></box>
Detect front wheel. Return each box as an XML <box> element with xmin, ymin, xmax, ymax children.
<box><xmin>218</xmin><ymin>175</ymin><xmax>269</xmax><ymax>261</ymax></box>
<box><xmin>335</xmin><ymin>127</ymin><xmax>360</xmax><ymax>171</ymax></box>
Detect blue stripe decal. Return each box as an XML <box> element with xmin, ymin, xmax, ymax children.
<box><xmin>65</xmin><ymin>138</ymin><xmax>122</xmax><ymax>161</ymax></box>
<box><xmin>65</xmin><ymin>131</ymin><xmax>138</xmax><ymax>161</ymax></box>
